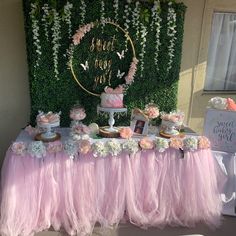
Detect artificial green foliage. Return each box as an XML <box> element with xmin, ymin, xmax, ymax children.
<box><xmin>23</xmin><ymin>0</ymin><xmax>186</xmax><ymax>126</ymax></box>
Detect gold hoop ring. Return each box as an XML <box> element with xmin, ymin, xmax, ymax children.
<box><xmin>69</xmin><ymin>21</ymin><xmax>136</xmax><ymax>97</ymax></box>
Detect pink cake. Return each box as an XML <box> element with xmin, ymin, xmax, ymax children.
<box><xmin>101</xmin><ymin>86</ymin><xmax>124</xmax><ymax>108</ymax></box>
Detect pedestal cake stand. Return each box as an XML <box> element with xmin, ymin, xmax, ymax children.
<box><xmin>97</xmin><ymin>106</ymin><xmax>127</xmax><ymax>137</ymax></box>
<box><xmin>35</xmin><ymin>122</ymin><xmax>61</xmax><ymax>142</ymax></box>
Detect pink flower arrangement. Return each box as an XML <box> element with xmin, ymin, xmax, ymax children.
<box><xmin>198</xmin><ymin>136</ymin><xmax>211</xmax><ymax>149</ymax></box>
<box><xmin>72</xmin><ymin>23</ymin><xmax>94</xmax><ymax>45</ymax></box>
<box><xmin>208</xmin><ymin>97</ymin><xmax>236</xmax><ymax>111</ymax></box>
<box><xmin>70</xmin><ymin>108</ymin><xmax>86</xmax><ymax>121</ymax></box>
<box><xmin>144</xmin><ymin>103</ymin><xmax>159</xmax><ymax>119</ymax></box>
<box><xmin>125</xmin><ymin>57</ymin><xmax>138</xmax><ymax>85</ymax></box>
<box><xmin>78</xmin><ymin>140</ymin><xmax>91</xmax><ymax>155</ymax></box>
<box><xmin>11</xmin><ymin>142</ymin><xmax>27</xmax><ymax>155</ymax></box>
<box><xmin>119</xmin><ymin>127</ymin><xmax>133</xmax><ymax>139</ymax></box>
<box><xmin>227</xmin><ymin>98</ymin><xmax>236</xmax><ymax>111</ymax></box>
<box><xmin>160</xmin><ymin>111</ymin><xmax>185</xmax><ymax>124</ymax></box>
<box><xmin>104</xmin><ymin>85</ymin><xmax>124</xmax><ymax>94</ymax></box>
<box><xmin>72</xmin><ymin>124</ymin><xmax>90</xmax><ymax>135</ymax></box>
<box><xmin>170</xmin><ymin>138</ymin><xmax>183</xmax><ymax>149</ymax></box>
<box><xmin>47</xmin><ymin>141</ymin><xmax>63</xmax><ymax>153</ymax></box>
<box><xmin>25</xmin><ymin>125</ymin><xmax>39</xmax><ymax>136</ymax></box>
<box><xmin>139</xmin><ymin>137</ymin><xmax>154</xmax><ymax>150</ymax></box>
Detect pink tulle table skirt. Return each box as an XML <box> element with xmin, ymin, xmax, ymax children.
<box><xmin>0</xmin><ymin>148</ymin><xmax>224</xmax><ymax>236</ymax></box>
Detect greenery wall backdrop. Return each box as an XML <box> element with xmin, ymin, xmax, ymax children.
<box><xmin>23</xmin><ymin>0</ymin><xmax>186</xmax><ymax>126</ymax></box>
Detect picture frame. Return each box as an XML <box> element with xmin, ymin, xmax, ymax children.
<box><xmin>130</xmin><ymin>109</ymin><xmax>149</xmax><ymax>135</ymax></box>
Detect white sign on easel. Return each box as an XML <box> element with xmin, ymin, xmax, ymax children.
<box><xmin>204</xmin><ymin>108</ymin><xmax>236</xmax><ymax>216</ymax></box>
<box><xmin>203</xmin><ymin>108</ymin><xmax>236</xmax><ymax>153</ymax></box>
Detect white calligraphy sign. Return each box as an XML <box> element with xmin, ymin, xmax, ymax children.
<box><xmin>203</xmin><ymin>108</ymin><xmax>236</xmax><ymax>153</ymax></box>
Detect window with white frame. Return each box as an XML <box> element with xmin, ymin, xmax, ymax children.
<box><xmin>204</xmin><ymin>12</ymin><xmax>236</xmax><ymax>91</ymax></box>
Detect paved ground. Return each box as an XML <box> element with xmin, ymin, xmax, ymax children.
<box><xmin>36</xmin><ymin>216</ymin><xmax>235</xmax><ymax>236</ymax></box>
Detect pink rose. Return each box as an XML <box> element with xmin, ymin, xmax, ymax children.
<box><xmin>11</xmin><ymin>142</ymin><xmax>27</xmax><ymax>155</ymax></box>
<box><xmin>145</xmin><ymin>104</ymin><xmax>159</xmax><ymax>119</ymax></box>
<box><xmin>70</xmin><ymin>108</ymin><xmax>86</xmax><ymax>121</ymax></box>
<box><xmin>170</xmin><ymin>138</ymin><xmax>183</xmax><ymax>149</ymax></box>
<box><xmin>227</xmin><ymin>98</ymin><xmax>236</xmax><ymax>111</ymax></box>
<box><xmin>72</xmin><ymin>124</ymin><xmax>90</xmax><ymax>135</ymax></box>
<box><xmin>139</xmin><ymin>137</ymin><xmax>154</xmax><ymax>150</ymax></box>
<box><xmin>25</xmin><ymin>125</ymin><xmax>39</xmax><ymax>136</ymax></box>
<box><xmin>47</xmin><ymin>141</ymin><xmax>63</xmax><ymax>153</ymax></box>
<box><xmin>198</xmin><ymin>136</ymin><xmax>211</xmax><ymax>149</ymax></box>
<box><xmin>120</xmin><ymin>127</ymin><xmax>133</xmax><ymax>139</ymax></box>
<box><xmin>78</xmin><ymin>140</ymin><xmax>91</xmax><ymax>155</ymax></box>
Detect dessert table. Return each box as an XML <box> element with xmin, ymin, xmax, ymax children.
<box><xmin>0</xmin><ymin>129</ymin><xmax>225</xmax><ymax>236</ymax></box>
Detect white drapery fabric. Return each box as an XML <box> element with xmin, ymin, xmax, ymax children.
<box><xmin>205</xmin><ymin>12</ymin><xmax>236</xmax><ymax>90</ymax></box>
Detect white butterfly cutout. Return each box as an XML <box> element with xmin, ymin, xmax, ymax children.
<box><xmin>116</xmin><ymin>50</ymin><xmax>125</xmax><ymax>60</ymax></box>
<box><xmin>117</xmin><ymin>70</ymin><xmax>125</xmax><ymax>79</ymax></box>
<box><xmin>80</xmin><ymin>61</ymin><xmax>89</xmax><ymax>71</ymax></box>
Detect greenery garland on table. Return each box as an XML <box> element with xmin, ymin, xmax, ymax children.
<box><xmin>23</xmin><ymin>0</ymin><xmax>186</xmax><ymax>127</ymax></box>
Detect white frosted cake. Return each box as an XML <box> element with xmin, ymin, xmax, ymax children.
<box><xmin>100</xmin><ymin>86</ymin><xmax>124</xmax><ymax>108</ymax></box>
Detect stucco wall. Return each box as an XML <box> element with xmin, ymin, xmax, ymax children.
<box><xmin>178</xmin><ymin>0</ymin><xmax>236</xmax><ymax>133</ymax></box>
<box><xmin>0</xmin><ymin>0</ymin><xmax>30</xmax><ymax>164</ymax></box>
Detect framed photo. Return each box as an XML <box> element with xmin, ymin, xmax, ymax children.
<box><xmin>130</xmin><ymin>109</ymin><xmax>149</xmax><ymax>135</ymax></box>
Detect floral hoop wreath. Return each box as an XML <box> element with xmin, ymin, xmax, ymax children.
<box><xmin>68</xmin><ymin>19</ymin><xmax>138</xmax><ymax>97</ymax></box>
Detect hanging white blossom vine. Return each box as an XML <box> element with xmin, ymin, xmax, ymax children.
<box><xmin>167</xmin><ymin>2</ymin><xmax>177</xmax><ymax>72</ymax></box>
<box><xmin>139</xmin><ymin>22</ymin><xmax>148</xmax><ymax>77</ymax></box>
<box><xmin>30</xmin><ymin>3</ymin><xmax>41</xmax><ymax>69</ymax></box>
<box><xmin>42</xmin><ymin>3</ymin><xmax>50</xmax><ymax>41</ymax></box>
<box><xmin>63</xmin><ymin>1</ymin><xmax>73</xmax><ymax>38</ymax></box>
<box><xmin>80</xmin><ymin>0</ymin><xmax>86</xmax><ymax>25</ymax></box>
<box><xmin>52</xmin><ymin>9</ymin><xmax>61</xmax><ymax>80</ymax></box>
<box><xmin>123</xmin><ymin>0</ymin><xmax>131</xmax><ymax>52</ymax></box>
<box><xmin>132</xmin><ymin>1</ymin><xmax>141</xmax><ymax>39</ymax></box>
<box><xmin>100</xmin><ymin>0</ymin><xmax>105</xmax><ymax>29</ymax></box>
<box><xmin>113</xmin><ymin>0</ymin><xmax>119</xmax><ymax>23</ymax></box>
<box><xmin>151</xmin><ymin>0</ymin><xmax>162</xmax><ymax>67</ymax></box>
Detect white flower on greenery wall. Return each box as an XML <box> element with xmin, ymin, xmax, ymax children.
<box><xmin>52</xmin><ymin>9</ymin><xmax>61</xmax><ymax>80</ymax></box>
<box><xmin>123</xmin><ymin>0</ymin><xmax>131</xmax><ymax>52</ymax></box>
<box><xmin>151</xmin><ymin>0</ymin><xmax>162</xmax><ymax>68</ymax></box>
<box><xmin>30</xmin><ymin>3</ymin><xmax>41</xmax><ymax>69</ymax></box>
<box><xmin>139</xmin><ymin>22</ymin><xmax>148</xmax><ymax>77</ymax></box>
<box><xmin>113</xmin><ymin>0</ymin><xmax>119</xmax><ymax>23</ymax></box>
<box><xmin>132</xmin><ymin>1</ymin><xmax>141</xmax><ymax>39</ymax></box>
<box><xmin>100</xmin><ymin>0</ymin><xmax>105</xmax><ymax>29</ymax></box>
<box><xmin>42</xmin><ymin>3</ymin><xmax>50</xmax><ymax>41</ymax></box>
<box><xmin>63</xmin><ymin>1</ymin><xmax>73</xmax><ymax>38</ymax></box>
<box><xmin>80</xmin><ymin>0</ymin><xmax>86</xmax><ymax>25</ymax></box>
<box><xmin>167</xmin><ymin>1</ymin><xmax>177</xmax><ymax>72</ymax></box>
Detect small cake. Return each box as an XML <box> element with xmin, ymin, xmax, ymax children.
<box><xmin>36</xmin><ymin>111</ymin><xmax>60</xmax><ymax>126</ymax></box>
<box><xmin>101</xmin><ymin>85</ymin><xmax>124</xmax><ymax>108</ymax></box>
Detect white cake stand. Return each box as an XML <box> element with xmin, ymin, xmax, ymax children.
<box><xmin>161</xmin><ymin>120</ymin><xmax>182</xmax><ymax>136</ymax></box>
<box><xmin>97</xmin><ymin>106</ymin><xmax>127</xmax><ymax>132</ymax></box>
<box><xmin>37</xmin><ymin>121</ymin><xmax>60</xmax><ymax>139</ymax></box>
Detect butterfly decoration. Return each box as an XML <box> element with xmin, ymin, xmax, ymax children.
<box><xmin>80</xmin><ymin>61</ymin><xmax>89</xmax><ymax>71</ymax></box>
<box><xmin>116</xmin><ymin>50</ymin><xmax>125</xmax><ymax>60</ymax></box>
<box><xmin>117</xmin><ymin>69</ymin><xmax>125</xmax><ymax>79</ymax></box>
